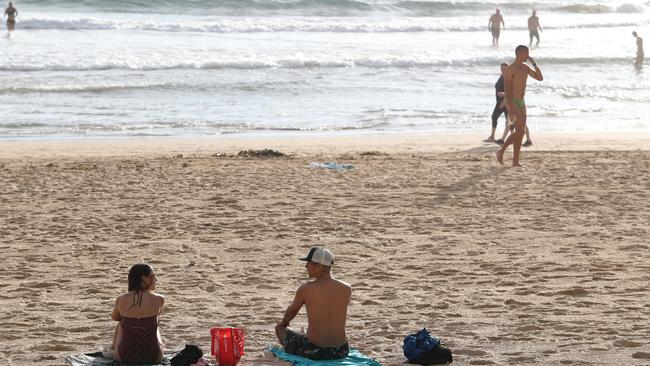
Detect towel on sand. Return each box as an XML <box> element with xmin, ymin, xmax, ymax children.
<box><xmin>65</xmin><ymin>351</ymin><xmax>176</xmax><ymax>366</ymax></box>
<box><xmin>269</xmin><ymin>347</ymin><xmax>381</xmax><ymax>366</ymax></box>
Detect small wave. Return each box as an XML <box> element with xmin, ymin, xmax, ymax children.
<box><xmin>0</xmin><ymin>83</ymin><xmax>176</xmax><ymax>94</ymax></box>
<box><xmin>553</xmin><ymin>3</ymin><xmax>644</xmax><ymax>14</ymax></box>
<box><xmin>0</xmin><ymin>55</ymin><xmax>634</xmax><ymax>73</ymax></box>
<box><xmin>18</xmin><ymin>16</ymin><xmax>649</xmax><ymax>33</ymax></box>
<box><xmin>23</xmin><ymin>0</ymin><xmax>648</xmax><ymax>18</ymax></box>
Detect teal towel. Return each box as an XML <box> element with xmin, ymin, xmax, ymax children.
<box><xmin>270</xmin><ymin>347</ymin><xmax>381</xmax><ymax>366</ymax></box>
<box><xmin>65</xmin><ymin>351</ymin><xmax>176</xmax><ymax>366</ymax></box>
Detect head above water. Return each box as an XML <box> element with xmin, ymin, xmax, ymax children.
<box><xmin>127</xmin><ymin>263</ymin><xmax>155</xmax><ymax>292</ymax></box>
<box><xmin>515</xmin><ymin>45</ymin><xmax>529</xmax><ymax>60</ymax></box>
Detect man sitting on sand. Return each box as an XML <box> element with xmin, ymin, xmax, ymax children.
<box><xmin>275</xmin><ymin>246</ymin><xmax>352</xmax><ymax>360</ymax></box>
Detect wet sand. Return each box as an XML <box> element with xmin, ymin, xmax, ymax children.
<box><xmin>0</xmin><ymin>132</ymin><xmax>649</xmax><ymax>365</ymax></box>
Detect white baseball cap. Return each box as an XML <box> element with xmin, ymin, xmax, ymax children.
<box><xmin>299</xmin><ymin>246</ymin><xmax>335</xmax><ymax>266</ymax></box>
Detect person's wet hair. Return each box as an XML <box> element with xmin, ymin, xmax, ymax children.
<box><xmin>127</xmin><ymin>263</ymin><xmax>153</xmax><ymax>309</ymax></box>
<box><xmin>515</xmin><ymin>45</ymin><xmax>528</xmax><ymax>56</ymax></box>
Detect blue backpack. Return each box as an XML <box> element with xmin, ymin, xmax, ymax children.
<box><xmin>403</xmin><ymin>328</ymin><xmax>452</xmax><ymax>365</ymax></box>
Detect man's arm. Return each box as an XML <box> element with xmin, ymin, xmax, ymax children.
<box><xmin>501</xmin><ymin>17</ymin><xmax>505</xmax><ymax>29</ymax></box>
<box><xmin>527</xmin><ymin>57</ymin><xmax>543</xmax><ymax>81</ymax></box>
<box><xmin>279</xmin><ymin>286</ymin><xmax>306</xmax><ymax>327</ymax></box>
<box><xmin>503</xmin><ymin>67</ymin><xmax>513</xmax><ymax>111</ymax></box>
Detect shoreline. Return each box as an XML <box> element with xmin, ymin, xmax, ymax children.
<box><xmin>1</xmin><ymin>131</ymin><xmax>649</xmax><ymax>159</ymax></box>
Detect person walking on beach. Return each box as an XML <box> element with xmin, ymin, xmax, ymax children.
<box><xmin>4</xmin><ymin>2</ymin><xmax>17</xmax><ymax>33</ymax></box>
<box><xmin>485</xmin><ymin>63</ymin><xmax>508</xmax><ymax>143</ymax></box>
<box><xmin>276</xmin><ymin>247</ymin><xmax>351</xmax><ymax>360</ymax></box>
<box><xmin>488</xmin><ymin>8</ymin><xmax>505</xmax><ymax>46</ymax></box>
<box><xmin>111</xmin><ymin>264</ymin><xmax>165</xmax><ymax>364</ymax></box>
<box><xmin>528</xmin><ymin>10</ymin><xmax>542</xmax><ymax>47</ymax></box>
<box><xmin>633</xmin><ymin>31</ymin><xmax>644</xmax><ymax>67</ymax></box>
<box><xmin>485</xmin><ymin>63</ymin><xmax>533</xmax><ymax>146</ymax></box>
<box><xmin>497</xmin><ymin>45</ymin><xmax>543</xmax><ymax>167</ymax></box>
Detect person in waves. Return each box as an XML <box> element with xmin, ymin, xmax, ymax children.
<box><xmin>4</xmin><ymin>2</ymin><xmax>18</xmax><ymax>33</ymax></box>
<box><xmin>633</xmin><ymin>31</ymin><xmax>644</xmax><ymax>68</ymax></box>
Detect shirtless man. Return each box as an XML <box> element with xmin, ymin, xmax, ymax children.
<box><xmin>4</xmin><ymin>2</ymin><xmax>17</xmax><ymax>33</ymax></box>
<box><xmin>488</xmin><ymin>8</ymin><xmax>505</xmax><ymax>46</ymax></box>
<box><xmin>496</xmin><ymin>45</ymin><xmax>543</xmax><ymax>167</ymax></box>
<box><xmin>633</xmin><ymin>31</ymin><xmax>644</xmax><ymax>66</ymax></box>
<box><xmin>275</xmin><ymin>247</ymin><xmax>352</xmax><ymax>360</ymax></box>
<box><xmin>528</xmin><ymin>10</ymin><xmax>542</xmax><ymax>47</ymax></box>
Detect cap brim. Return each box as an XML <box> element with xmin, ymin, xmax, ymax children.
<box><xmin>298</xmin><ymin>257</ymin><xmax>309</xmax><ymax>261</ymax></box>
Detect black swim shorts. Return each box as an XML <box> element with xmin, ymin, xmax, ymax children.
<box><xmin>284</xmin><ymin>329</ymin><xmax>349</xmax><ymax>360</ymax></box>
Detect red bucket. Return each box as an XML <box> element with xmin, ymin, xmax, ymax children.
<box><xmin>210</xmin><ymin>327</ymin><xmax>245</xmax><ymax>366</ymax></box>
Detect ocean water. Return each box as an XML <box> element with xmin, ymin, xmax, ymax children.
<box><xmin>0</xmin><ymin>0</ymin><xmax>649</xmax><ymax>139</ymax></box>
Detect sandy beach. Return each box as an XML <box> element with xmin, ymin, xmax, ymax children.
<box><xmin>1</xmin><ymin>132</ymin><xmax>649</xmax><ymax>365</ymax></box>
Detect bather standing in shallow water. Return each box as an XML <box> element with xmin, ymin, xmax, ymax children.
<box><xmin>111</xmin><ymin>263</ymin><xmax>165</xmax><ymax>364</ymax></box>
<box><xmin>633</xmin><ymin>31</ymin><xmax>644</xmax><ymax>67</ymax></box>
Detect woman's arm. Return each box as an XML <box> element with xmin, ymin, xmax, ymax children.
<box><xmin>111</xmin><ymin>298</ymin><xmax>122</xmax><ymax>321</ymax></box>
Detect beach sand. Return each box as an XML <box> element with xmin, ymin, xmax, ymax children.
<box><xmin>1</xmin><ymin>132</ymin><xmax>649</xmax><ymax>365</ymax></box>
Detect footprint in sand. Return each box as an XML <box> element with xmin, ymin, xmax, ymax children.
<box><xmin>613</xmin><ymin>339</ymin><xmax>641</xmax><ymax>348</ymax></box>
<box><xmin>632</xmin><ymin>352</ymin><xmax>650</xmax><ymax>359</ymax></box>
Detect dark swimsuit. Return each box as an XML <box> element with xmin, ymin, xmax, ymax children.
<box><xmin>284</xmin><ymin>329</ymin><xmax>349</xmax><ymax>361</ymax></box>
<box><xmin>491</xmin><ymin>75</ymin><xmax>508</xmax><ymax>129</ymax></box>
<box><xmin>118</xmin><ymin>316</ymin><xmax>161</xmax><ymax>364</ymax></box>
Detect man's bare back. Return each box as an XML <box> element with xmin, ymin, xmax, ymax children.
<box><xmin>302</xmin><ymin>277</ymin><xmax>351</xmax><ymax>346</ymax></box>
<box><xmin>276</xmin><ymin>247</ymin><xmax>352</xmax><ymax>360</ymax></box>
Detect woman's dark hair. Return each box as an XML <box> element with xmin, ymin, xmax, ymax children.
<box><xmin>127</xmin><ymin>263</ymin><xmax>153</xmax><ymax>309</ymax></box>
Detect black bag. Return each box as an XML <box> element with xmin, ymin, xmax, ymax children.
<box><xmin>170</xmin><ymin>344</ymin><xmax>204</xmax><ymax>366</ymax></box>
<box><xmin>403</xmin><ymin>328</ymin><xmax>452</xmax><ymax>365</ymax></box>
<box><xmin>410</xmin><ymin>343</ymin><xmax>453</xmax><ymax>365</ymax></box>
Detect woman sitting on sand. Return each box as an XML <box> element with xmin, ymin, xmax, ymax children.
<box><xmin>111</xmin><ymin>263</ymin><xmax>165</xmax><ymax>364</ymax></box>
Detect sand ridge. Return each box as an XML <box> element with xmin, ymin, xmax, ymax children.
<box><xmin>0</xmin><ymin>144</ymin><xmax>649</xmax><ymax>365</ymax></box>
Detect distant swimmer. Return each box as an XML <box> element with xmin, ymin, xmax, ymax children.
<box><xmin>496</xmin><ymin>45</ymin><xmax>543</xmax><ymax>167</ymax></box>
<box><xmin>528</xmin><ymin>10</ymin><xmax>542</xmax><ymax>47</ymax></box>
<box><xmin>633</xmin><ymin>31</ymin><xmax>644</xmax><ymax>66</ymax></box>
<box><xmin>488</xmin><ymin>8</ymin><xmax>505</xmax><ymax>46</ymax></box>
<box><xmin>4</xmin><ymin>2</ymin><xmax>17</xmax><ymax>33</ymax></box>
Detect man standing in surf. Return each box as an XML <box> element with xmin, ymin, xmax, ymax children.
<box><xmin>633</xmin><ymin>31</ymin><xmax>644</xmax><ymax>67</ymax></box>
<box><xmin>496</xmin><ymin>45</ymin><xmax>543</xmax><ymax>167</ymax></box>
<box><xmin>488</xmin><ymin>8</ymin><xmax>505</xmax><ymax>46</ymax></box>
<box><xmin>528</xmin><ymin>10</ymin><xmax>542</xmax><ymax>47</ymax></box>
<box><xmin>4</xmin><ymin>2</ymin><xmax>17</xmax><ymax>33</ymax></box>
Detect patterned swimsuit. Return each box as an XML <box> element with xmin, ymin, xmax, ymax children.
<box><xmin>118</xmin><ymin>316</ymin><xmax>161</xmax><ymax>364</ymax></box>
